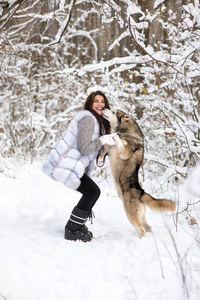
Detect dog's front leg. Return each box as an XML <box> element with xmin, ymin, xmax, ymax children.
<box><xmin>103</xmin><ymin>144</ymin><xmax>112</xmax><ymax>154</ymax></box>
<box><xmin>113</xmin><ymin>135</ymin><xmax>132</xmax><ymax>160</ymax></box>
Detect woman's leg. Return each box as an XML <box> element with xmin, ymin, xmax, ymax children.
<box><xmin>76</xmin><ymin>173</ymin><xmax>101</xmax><ymax>211</ymax></box>
<box><xmin>64</xmin><ymin>174</ymin><xmax>101</xmax><ymax>241</ymax></box>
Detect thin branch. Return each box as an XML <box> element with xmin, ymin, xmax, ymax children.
<box><xmin>177</xmin><ymin>200</ymin><xmax>200</xmax><ymax>215</ymax></box>
<box><xmin>0</xmin><ymin>0</ymin><xmax>28</xmax><ymax>32</ymax></box>
<box><xmin>0</xmin><ymin>292</ymin><xmax>7</xmax><ymax>300</ymax></box>
<box><xmin>48</xmin><ymin>0</ymin><xmax>77</xmax><ymax>46</ymax></box>
<box><xmin>165</xmin><ymin>226</ymin><xmax>190</xmax><ymax>298</ymax></box>
<box><xmin>102</xmin><ymin>0</ymin><xmax>184</xmax><ymax>75</ymax></box>
<box><xmin>128</xmin><ymin>18</ymin><xmax>184</xmax><ymax>76</ymax></box>
<box><xmin>152</xmin><ymin>232</ymin><xmax>165</xmax><ymax>279</ymax></box>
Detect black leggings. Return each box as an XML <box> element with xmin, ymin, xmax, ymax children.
<box><xmin>76</xmin><ymin>173</ymin><xmax>101</xmax><ymax>211</ymax></box>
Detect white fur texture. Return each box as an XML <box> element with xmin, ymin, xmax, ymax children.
<box><xmin>42</xmin><ymin>110</ymin><xmax>100</xmax><ymax>189</ymax></box>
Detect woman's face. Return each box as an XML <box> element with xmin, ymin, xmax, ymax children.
<box><xmin>92</xmin><ymin>94</ymin><xmax>106</xmax><ymax>115</ymax></box>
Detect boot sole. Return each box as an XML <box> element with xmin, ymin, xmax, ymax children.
<box><xmin>64</xmin><ymin>229</ymin><xmax>92</xmax><ymax>242</ymax></box>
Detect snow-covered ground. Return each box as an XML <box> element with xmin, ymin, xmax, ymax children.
<box><xmin>0</xmin><ymin>161</ymin><xmax>199</xmax><ymax>300</ymax></box>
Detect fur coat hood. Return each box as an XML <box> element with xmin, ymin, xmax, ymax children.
<box><xmin>42</xmin><ymin>110</ymin><xmax>100</xmax><ymax>189</ymax></box>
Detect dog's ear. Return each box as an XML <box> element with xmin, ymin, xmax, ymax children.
<box><xmin>122</xmin><ymin>114</ymin><xmax>132</xmax><ymax>122</ymax></box>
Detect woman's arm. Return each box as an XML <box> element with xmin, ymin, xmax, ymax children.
<box><xmin>77</xmin><ymin>117</ymin><xmax>102</xmax><ymax>155</ymax></box>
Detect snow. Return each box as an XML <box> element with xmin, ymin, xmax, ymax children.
<box><xmin>0</xmin><ymin>162</ymin><xmax>200</xmax><ymax>300</ymax></box>
<box><xmin>7</xmin><ymin>0</ymin><xmax>16</xmax><ymax>4</ymax></box>
<box><xmin>183</xmin><ymin>2</ymin><xmax>200</xmax><ymax>27</ymax></box>
<box><xmin>108</xmin><ymin>0</ymin><xmax>121</xmax><ymax>13</ymax></box>
<box><xmin>127</xmin><ymin>1</ymin><xmax>143</xmax><ymax>17</ymax></box>
<box><xmin>154</xmin><ymin>0</ymin><xmax>166</xmax><ymax>10</ymax></box>
<box><xmin>76</xmin><ymin>55</ymin><xmax>153</xmax><ymax>77</ymax></box>
<box><xmin>183</xmin><ymin>162</ymin><xmax>200</xmax><ymax>197</ymax></box>
<box><xmin>108</xmin><ymin>30</ymin><xmax>130</xmax><ymax>52</ymax></box>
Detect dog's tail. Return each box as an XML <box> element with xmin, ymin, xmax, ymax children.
<box><xmin>141</xmin><ymin>192</ymin><xmax>176</xmax><ymax>211</ymax></box>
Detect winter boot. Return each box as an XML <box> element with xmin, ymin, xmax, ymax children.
<box><xmin>64</xmin><ymin>206</ymin><xmax>93</xmax><ymax>242</ymax></box>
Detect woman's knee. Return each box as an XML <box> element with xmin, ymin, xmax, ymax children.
<box><xmin>93</xmin><ymin>184</ymin><xmax>101</xmax><ymax>200</ymax></box>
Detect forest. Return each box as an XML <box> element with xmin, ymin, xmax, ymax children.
<box><xmin>0</xmin><ymin>0</ymin><xmax>200</xmax><ymax>187</ymax></box>
<box><xmin>0</xmin><ymin>2</ymin><xmax>200</xmax><ymax>300</ymax></box>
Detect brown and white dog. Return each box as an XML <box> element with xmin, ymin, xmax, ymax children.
<box><xmin>102</xmin><ymin>109</ymin><xmax>176</xmax><ymax>238</ymax></box>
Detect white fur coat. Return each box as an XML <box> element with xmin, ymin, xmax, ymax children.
<box><xmin>42</xmin><ymin>110</ymin><xmax>101</xmax><ymax>189</ymax></box>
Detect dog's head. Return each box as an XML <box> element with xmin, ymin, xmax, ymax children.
<box><xmin>102</xmin><ymin>109</ymin><xmax>132</xmax><ymax>131</ymax></box>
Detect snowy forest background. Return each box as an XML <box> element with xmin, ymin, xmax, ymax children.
<box><xmin>1</xmin><ymin>0</ymin><xmax>200</xmax><ymax>178</ymax></box>
<box><xmin>0</xmin><ymin>0</ymin><xmax>200</xmax><ymax>212</ymax></box>
<box><xmin>0</xmin><ymin>1</ymin><xmax>200</xmax><ymax>300</ymax></box>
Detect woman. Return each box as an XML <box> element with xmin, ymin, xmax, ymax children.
<box><xmin>42</xmin><ymin>91</ymin><xmax>116</xmax><ymax>242</ymax></box>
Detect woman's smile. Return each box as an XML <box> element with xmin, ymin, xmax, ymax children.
<box><xmin>92</xmin><ymin>95</ymin><xmax>105</xmax><ymax>115</ymax></box>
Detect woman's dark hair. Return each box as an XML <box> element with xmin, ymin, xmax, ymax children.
<box><xmin>84</xmin><ymin>90</ymin><xmax>111</xmax><ymax>135</ymax></box>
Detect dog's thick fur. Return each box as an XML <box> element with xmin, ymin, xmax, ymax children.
<box><xmin>102</xmin><ymin>109</ymin><xmax>176</xmax><ymax>238</ymax></box>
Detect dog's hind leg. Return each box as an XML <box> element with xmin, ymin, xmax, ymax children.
<box><xmin>124</xmin><ymin>201</ymin><xmax>146</xmax><ymax>238</ymax></box>
<box><xmin>140</xmin><ymin>204</ymin><xmax>152</xmax><ymax>233</ymax></box>
<box><xmin>126</xmin><ymin>214</ymin><xmax>145</xmax><ymax>238</ymax></box>
<box><xmin>131</xmin><ymin>218</ymin><xmax>146</xmax><ymax>238</ymax></box>
<box><xmin>141</xmin><ymin>214</ymin><xmax>152</xmax><ymax>233</ymax></box>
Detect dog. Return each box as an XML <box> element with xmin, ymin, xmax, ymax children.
<box><xmin>102</xmin><ymin>108</ymin><xmax>176</xmax><ymax>238</ymax></box>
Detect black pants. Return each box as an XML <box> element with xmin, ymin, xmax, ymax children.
<box><xmin>76</xmin><ymin>173</ymin><xmax>100</xmax><ymax>211</ymax></box>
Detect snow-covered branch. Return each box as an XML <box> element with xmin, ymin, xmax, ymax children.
<box><xmin>0</xmin><ymin>0</ymin><xmax>27</xmax><ymax>31</ymax></box>
<box><xmin>49</xmin><ymin>0</ymin><xmax>76</xmax><ymax>46</ymax></box>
